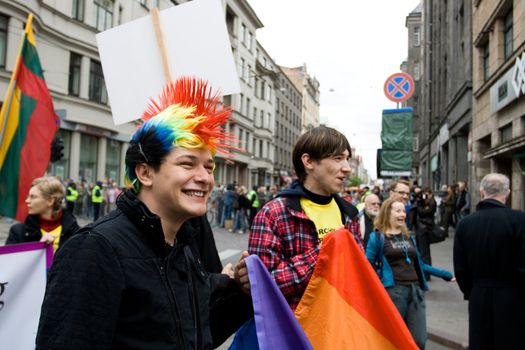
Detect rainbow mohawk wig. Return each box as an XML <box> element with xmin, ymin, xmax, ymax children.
<box><xmin>125</xmin><ymin>77</ymin><xmax>234</xmax><ymax>192</ymax></box>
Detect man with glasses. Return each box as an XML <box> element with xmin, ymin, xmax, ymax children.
<box><xmin>388</xmin><ymin>180</ymin><xmax>411</xmax><ymax>204</ymax></box>
<box><xmin>359</xmin><ymin>194</ymin><xmax>381</xmax><ymax>247</ymax></box>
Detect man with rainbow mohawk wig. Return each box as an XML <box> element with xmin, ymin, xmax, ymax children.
<box><xmin>37</xmin><ymin>78</ymin><xmax>251</xmax><ymax>350</ymax></box>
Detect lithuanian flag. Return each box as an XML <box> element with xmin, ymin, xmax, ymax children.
<box><xmin>295</xmin><ymin>228</ymin><xmax>419</xmax><ymax>349</ymax></box>
<box><xmin>0</xmin><ymin>14</ymin><xmax>59</xmax><ymax>221</ymax></box>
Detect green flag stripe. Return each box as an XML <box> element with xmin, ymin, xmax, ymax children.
<box><xmin>21</xmin><ymin>37</ymin><xmax>44</xmax><ymax>79</ymax></box>
<box><xmin>0</xmin><ymin>93</ymin><xmax>37</xmax><ymax>218</ymax></box>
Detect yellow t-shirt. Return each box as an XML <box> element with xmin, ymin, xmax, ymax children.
<box><xmin>41</xmin><ymin>225</ymin><xmax>62</xmax><ymax>253</ymax></box>
<box><xmin>300</xmin><ymin>197</ymin><xmax>343</xmax><ymax>241</ymax></box>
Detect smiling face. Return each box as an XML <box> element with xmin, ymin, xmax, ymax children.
<box><xmin>26</xmin><ymin>186</ymin><xmax>54</xmax><ymax>217</ymax></box>
<box><xmin>303</xmin><ymin>150</ymin><xmax>351</xmax><ymax>196</ymax></box>
<box><xmin>388</xmin><ymin>201</ymin><xmax>407</xmax><ymax>231</ymax></box>
<box><xmin>146</xmin><ymin>147</ymin><xmax>215</xmax><ymax>222</ymax></box>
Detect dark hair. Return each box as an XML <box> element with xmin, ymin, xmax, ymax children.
<box><xmin>292</xmin><ymin>126</ymin><xmax>351</xmax><ymax>182</ymax></box>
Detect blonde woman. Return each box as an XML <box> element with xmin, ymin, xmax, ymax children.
<box><xmin>365</xmin><ymin>198</ymin><xmax>453</xmax><ymax>349</ymax></box>
<box><xmin>6</xmin><ymin>176</ymin><xmax>80</xmax><ymax>253</ymax></box>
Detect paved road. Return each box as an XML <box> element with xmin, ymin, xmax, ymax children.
<box><xmin>0</xmin><ymin>216</ymin><xmax>468</xmax><ymax>349</ymax></box>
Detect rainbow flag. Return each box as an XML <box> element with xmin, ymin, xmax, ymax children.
<box><xmin>295</xmin><ymin>228</ymin><xmax>419</xmax><ymax>349</ymax></box>
<box><xmin>0</xmin><ymin>13</ymin><xmax>59</xmax><ymax>221</ymax></box>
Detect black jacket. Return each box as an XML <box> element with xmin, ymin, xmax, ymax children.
<box><xmin>453</xmin><ymin>199</ymin><xmax>525</xmax><ymax>349</ymax></box>
<box><xmin>6</xmin><ymin>211</ymin><xmax>80</xmax><ymax>250</ymax></box>
<box><xmin>36</xmin><ymin>191</ymin><xmax>234</xmax><ymax>350</ymax></box>
<box><xmin>185</xmin><ymin>216</ymin><xmax>253</xmax><ymax>347</ymax></box>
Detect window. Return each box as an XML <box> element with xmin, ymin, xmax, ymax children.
<box><xmin>253</xmin><ymin>107</ymin><xmax>257</xmax><ymax>122</ymax></box>
<box><xmin>79</xmin><ymin>134</ymin><xmax>98</xmax><ymax>184</ymax></box>
<box><xmin>72</xmin><ymin>0</ymin><xmax>85</xmax><ymax>21</ymax></box>
<box><xmin>89</xmin><ymin>60</ymin><xmax>108</xmax><ymax>104</ymax></box>
<box><xmin>482</xmin><ymin>43</ymin><xmax>489</xmax><ymax>82</ymax></box>
<box><xmin>500</xmin><ymin>123</ymin><xmax>512</xmax><ymax>143</ymax></box>
<box><xmin>0</xmin><ymin>15</ymin><xmax>7</xmax><ymax>68</ymax></box>
<box><xmin>246</xmin><ymin>97</ymin><xmax>250</xmax><ymax>117</ymax></box>
<box><xmin>68</xmin><ymin>52</ymin><xmax>82</xmax><ymax>96</ymax></box>
<box><xmin>503</xmin><ymin>9</ymin><xmax>513</xmax><ymax>60</ymax></box>
<box><xmin>240</xmin><ymin>24</ymin><xmax>246</xmax><ymax>45</ymax></box>
<box><xmin>414</xmin><ymin>62</ymin><xmax>420</xmax><ymax>80</ymax></box>
<box><xmin>240</xmin><ymin>58</ymin><xmax>245</xmax><ymax>81</ymax></box>
<box><xmin>239</xmin><ymin>93</ymin><xmax>244</xmax><ymax>112</ymax></box>
<box><xmin>93</xmin><ymin>0</ymin><xmax>114</xmax><ymax>31</ymax></box>
<box><xmin>239</xmin><ymin>128</ymin><xmax>244</xmax><ymax>145</ymax></box>
<box><xmin>247</xmin><ymin>31</ymin><xmax>253</xmax><ymax>50</ymax></box>
<box><xmin>105</xmin><ymin>140</ymin><xmax>121</xmax><ymax>181</ymax></box>
<box><xmin>259</xmin><ymin>140</ymin><xmax>263</xmax><ymax>158</ymax></box>
<box><xmin>414</xmin><ymin>26</ymin><xmax>421</xmax><ymax>47</ymax></box>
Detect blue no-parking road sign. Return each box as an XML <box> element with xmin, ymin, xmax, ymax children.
<box><xmin>383</xmin><ymin>72</ymin><xmax>414</xmax><ymax>103</ymax></box>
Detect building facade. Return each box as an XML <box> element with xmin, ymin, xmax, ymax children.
<box><xmin>471</xmin><ymin>0</ymin><xmax>525</xmax><ymax>209</ymax></box>
<box><xmin>0</xmin><ymin>0</ymin><xmax>326</xmax><ymax>191</ymax></box>
<box><xmin>280</xmin><ymin>64</ymin><xmax>320</xmax><ymax>133</ymax></box>
<box><xmin>274</xmin><ymin>64</ymin><xmax>302</xmax><ymax>187</ymax></box>
<box><xmin>412</xmin><ymin>0</ymin><xmax>472</xmax><ymax>190</ymax></box>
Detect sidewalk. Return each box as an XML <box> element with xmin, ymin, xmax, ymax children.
<box><xmin>425</xmin><ymin>230</ymin><xmax>469</xmax><ymax>349</ymax></box>
<box><xmin>0</xmin><ymin>217</ymin><xmax>469</xmax><ymax>349</ymax></box>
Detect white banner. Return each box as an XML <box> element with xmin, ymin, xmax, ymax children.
<box><xmin>0</xmin><ymin>242</ymin><xmax>52</xmax><ymax>350</ymax></box>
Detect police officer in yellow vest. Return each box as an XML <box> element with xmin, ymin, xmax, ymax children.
<box><xmin>66</xmin><ymin>181</ymin><xmax>79</xmax><ymax>215</ymax></box>
<box><xmin>247</xmin><ymin>185</ymin><xmax>259</xmax><ymax>226</ymax></box>
<box><xmin>92</xmin><ymin>181</ymin><xmax>104</xmax><ymax>221</ymax></box>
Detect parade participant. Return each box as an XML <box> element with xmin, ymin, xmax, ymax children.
<box><xmin>440</xmin><ymin>184</ymin><xmax>456</xmax><ymax>236</ymax></box>
<box><xmin>91</xmin><ymin>180</ymin><xmax>103</xmax><ymax>221</ymax></box>
<box><xmin>36</xmin><ymin>78</ymin><xmax>250</xmax><ymax>350</ymax></box>
<box><xmin>65</xmin><ymin>180</ymin><xmax>78</xmax><ymax>215</ymax></box>
<box><xmin>414</xmin><ymin>188</ymin><xmax>437</xmax><ymax>268</ymax></box>
<box><xmin>389</xmin><ymin>180</ymin><xmax>411</xmax><ymax>205</ymax></box>
<box><xmin>359</xmin><ymin>193</ymin><xmax>381</xmax><ymax>247</ymax></box>
<box><xmin>248</xmin><ymin>126</ymin><xmax>362</xmax><ymax>310</ymax></box>
<box><xmin>6</xmin><ymin>176</ymin><xmax>80</xmax><ymax>254</ymax></box>
<box><xmin>455</xmin><ymin>180</ymin><xmax>470</xmax><ymax>221</ymax></box>
<box><xmin>366</xmin><ymin>198</ymin><xmax>453</xmax><ymax>349</ymax></box>
<box><xmin>454</xmin><ymin>173</ymin><xmax>525</xmax><ymax>349</ymax></box>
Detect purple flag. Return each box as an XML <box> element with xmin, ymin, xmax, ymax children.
<box><xmin>244</xmin><ymin>254</ymin><xmax>313</xmax><ymax>350</ymax></box>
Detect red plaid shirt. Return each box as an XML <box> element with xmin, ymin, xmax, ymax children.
<box><xmin>248</xmin><ymin>196</ymin><xmax>363</xmax><ymax>310</ymax></box>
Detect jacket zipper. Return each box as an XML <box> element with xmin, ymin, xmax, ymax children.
<box><xmin>184</xmin><ymin>246</ymin><xmax>202</xmax><ymax>349</ymax></box>
<box><xmin>158</xmin><ymin>252</ymin><xmax>188</xmax><ymax>350</ymax></box>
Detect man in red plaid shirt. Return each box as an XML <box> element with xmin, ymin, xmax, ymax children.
<box><xmin>248</xmin><ymin>126</ymin><xmax>363</xmax><ymax>310</ymax></box>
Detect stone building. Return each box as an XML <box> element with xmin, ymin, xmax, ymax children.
<box><xmin>471</xmin><ymin>0</ymin><xmax>525</xmax><ymax>209</ymax></box>
<box><xmin>274</xmin><ymin>65</ymin><xmax>302</xmax><ymax>187</ymax></box>
<box><xmin>280</xmin><ymin>64</ymin><xmax>320</xmax><ymax>134</ymax></box>
<box><xmin>411</xmin><ymin>0</ymin><xmax>472</xmax><ymax>190</ymax></box>
<box><xmin>0</xmin><ymin>0</ymin><xmax>285</xmax><ymax>189</ymax></box>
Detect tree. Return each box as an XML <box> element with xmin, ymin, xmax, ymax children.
<box><xmin>348</xmin><ymin>176</ymin><xmax>362</xmax><ymax>188</ymax></box>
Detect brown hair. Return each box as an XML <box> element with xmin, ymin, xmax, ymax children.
<box><xmin>292</xmin><ymin>126</ymin><xmax>352</xmax><ymax>182</ymax></box>
<box><xmin>31</xmin><ymin>176</ymin><xmax>65</xmax><ymax>218</ymax></box>
<box><xmin>373</xmin><ymin>197</ymin><xmax>409</xmax><ymax>238</ymax></box>
<box><xmin>388</xmin><ymin>180</ymin><xmax>410</xmax><ymax>192</ymax></box>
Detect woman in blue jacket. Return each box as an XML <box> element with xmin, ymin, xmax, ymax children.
<box><xmin>366</xmin><ymin>198</ymin><xmax>454</xmax><ymax>349</ymax></box>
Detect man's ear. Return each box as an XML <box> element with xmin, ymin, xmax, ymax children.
<box><xmin>135</xmin><ymin>163</ymin><xmax>154</xmax><ymax>188</ymax></box>
<box><xmin>301</xmin><ymin>153</ymin><xmax>315</xmax><ymax>171</ymax></box>
<box><xmin>479</xmin><ymin>189</ymin><xmax>485</xmax><ymax>200</ymax></box>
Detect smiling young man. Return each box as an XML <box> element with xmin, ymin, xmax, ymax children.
<box><xmin>36</xmin><ymin>78</ymin><xmax>250</xmax><ymax>350</ymax></box>
<box><xmin>248</xmin><ymin>126</ymin><xmax>363</xmax><ymax>310</ymax></box>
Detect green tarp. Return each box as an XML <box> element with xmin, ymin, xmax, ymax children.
<box><xmin>378</xmin><ymin>108</ymin><xmax>413</xmax><ymax>177</ymax></box>
<box><xmin>381</xmin><ymin>109</ymin><xmax>413</xmax><ymax>150</ymax></box>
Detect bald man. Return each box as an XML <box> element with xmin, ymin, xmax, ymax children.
<box><xmin>359</xmin><ymin>194</ymin><xmax>381</xmax><ymax>247</ymax></box>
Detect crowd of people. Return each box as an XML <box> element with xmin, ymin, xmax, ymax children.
<box><xmin>2</xmin><ymin>79</ymin><xmax>523</xmax><ymax>349</ymax></box>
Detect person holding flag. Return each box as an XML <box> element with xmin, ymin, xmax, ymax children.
<box><xmin>0</xmin><ymin>14</ymin><xmax>59</xmax><ymax>222</ymax></box>
<box><xmin>36</xmin><ymin>78</ymin><xmax>251</xmax><ymax>349</ymax></box>
<box><xmin>248</xmin><ymin>125</ymin><xmax>362</xmax><ymax>310</ymax></box>
<box><xmin>6</xmin><ymin>176</ymin><xmax>80</xmax><ymax>254</ymax></box>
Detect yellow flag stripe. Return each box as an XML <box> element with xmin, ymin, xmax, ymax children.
<box><xmin>0</xmin><ymin>86</ymin><xmax>21</xmax><ymax>168</ymax></box>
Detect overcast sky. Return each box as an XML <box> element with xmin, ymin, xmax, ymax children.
<box><xmin>247</xmin><ymin>0</ymin><xmax>421</xmax><ymax>181</ymax></box>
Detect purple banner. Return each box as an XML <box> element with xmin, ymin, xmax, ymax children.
<box><xmin>0</xmin><ymin>242</ymin><xmax>54</xmax><ymax>269</ymax></box>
